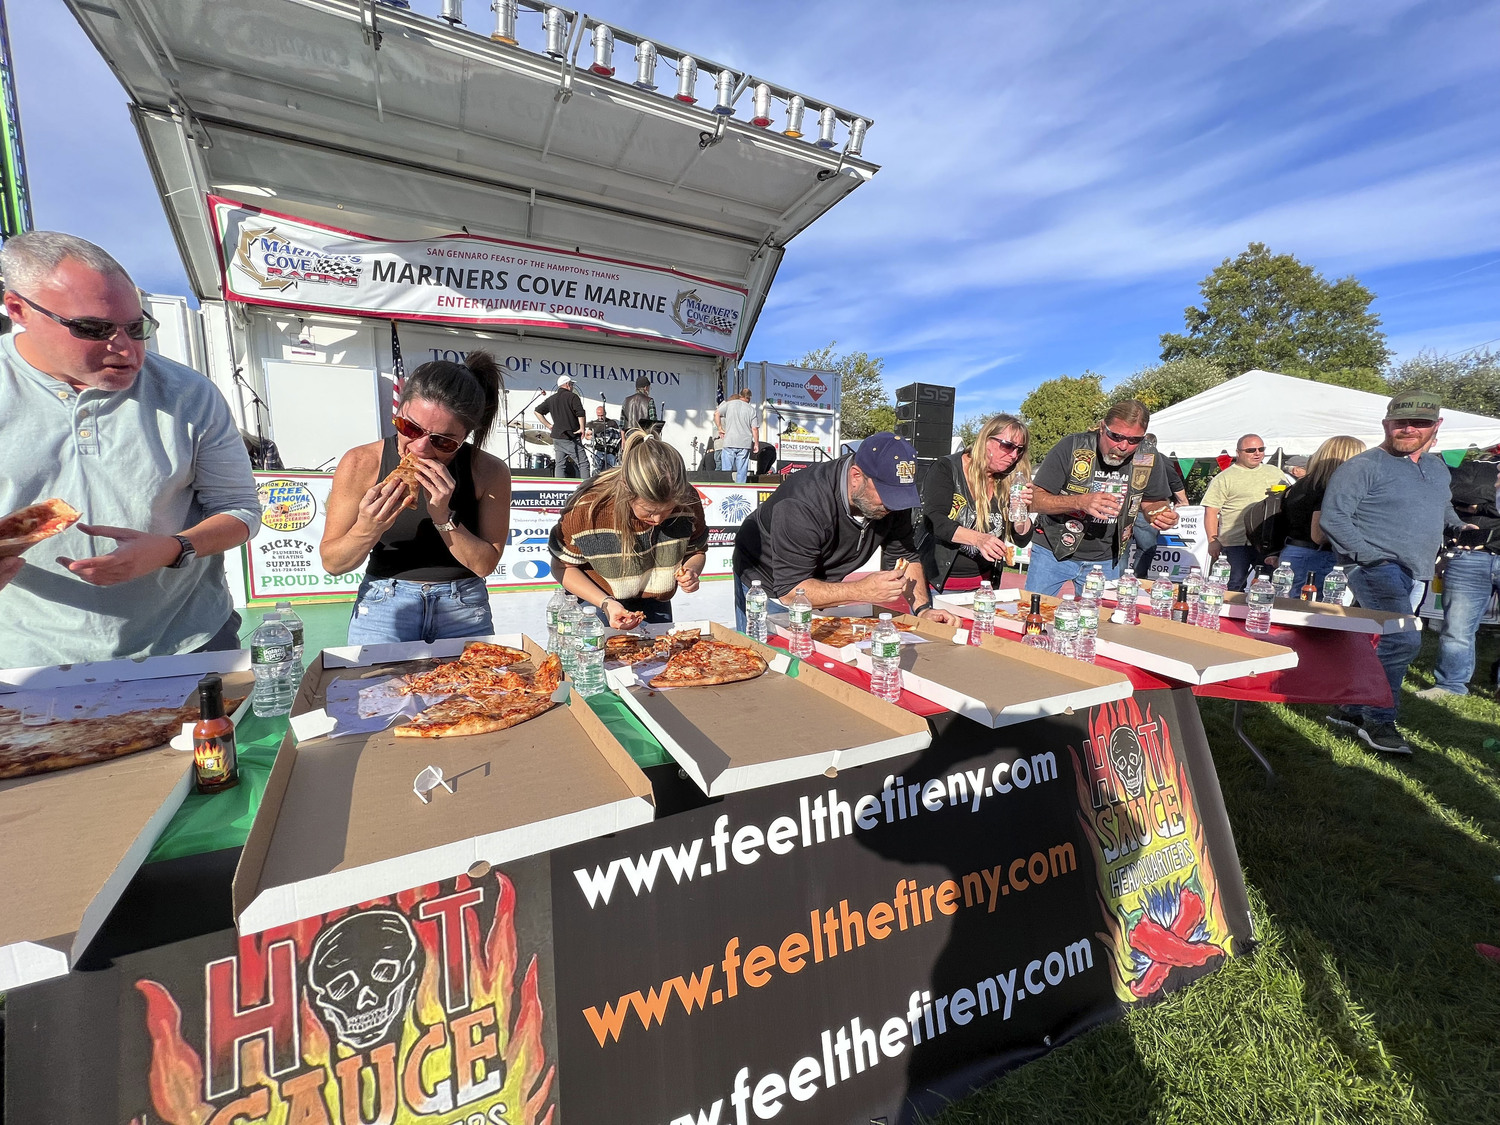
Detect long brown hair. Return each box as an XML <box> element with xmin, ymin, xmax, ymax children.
<box><xmin>561</xmin><ymin>430</ymin><xmax>696</xmax><ymax>554</ymax></box>
<box><xmin>400</xmin><ymin>349</ymin><xmax>504</xmax><ymax>449</ymax></box>
<box><xmin>964</xmin><ymin>414</ymin><xmax>1033</xmax><ymax>536</ymax></box>
<box><xmin>1306</xmin><ymin>435</ymin><xmax>1366</xmax><ymax>492</ymax></box>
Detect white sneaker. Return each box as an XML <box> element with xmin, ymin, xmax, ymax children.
<box><xmin>1414</xmin><ymin>686</ymin><xmax>1455</xmax><ymax>700</ymax></box>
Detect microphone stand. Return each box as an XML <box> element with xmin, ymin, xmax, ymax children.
<box><xmin>232</xmin><ymin>367</ymin><xmax>272</xmax><ymax>468</ymax></box>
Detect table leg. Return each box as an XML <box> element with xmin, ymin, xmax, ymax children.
<box><xmin>1234</xmin><ymin>700</ymin><xmax>1275</xmax><ymax>777</ymax></box>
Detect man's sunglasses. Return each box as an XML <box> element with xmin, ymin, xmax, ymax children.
<box><xmin>1239</xmin><ymin>446</ymin><xmax>1266</xmax><ymax>454</ymax></box>
<box><xmin>393</xmin><ymin>413</ymin><xmax>466</xmax><ymax>454</ymax></box>
<box><xmin>1101</xmin><ymin>426</ymin><xmax>1145</xmax><ymax>446</ymax></box>
<box><xmin>14</xmin><ymin>292</ymin><xmax>158</xmax><ymax>342</ymax></box>
<box><xmin>989</xmin><ymin>436</ymin><xmax>1028</xmax><ymax>454</ymax></box>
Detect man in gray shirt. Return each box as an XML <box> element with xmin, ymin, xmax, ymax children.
<box><xmin>0</xmin><ymin>232</ymin><xmax>260</xmax><ymax>667</ymax></box>
<box><xmin>715</xmin><ymin>389</ymin><xmax>760</xmax><ymax>484</ymax></box>
<box><xmin>1320</xmin><ymin>391</ymin><xmax>1467</xmax><ymax>754</ymax></box>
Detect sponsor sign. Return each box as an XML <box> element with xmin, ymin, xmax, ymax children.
<box><xmin>750</xmin><ymin>361</ymin><xmax>842</xmax><ymax>412</ymax></box>
<box><xmin>1140</xmin><ymin>505</ymin><xmax>1211</xmax><ymax>583</ymax></box>
<box><xmin>212</xmin><ymin>196</ymin><xmax>747</xmax><ymax>357</ymax></box>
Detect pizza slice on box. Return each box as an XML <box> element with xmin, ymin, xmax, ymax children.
<box><xmin>459</xmin><ymin>642</ymin><xmax>529</xmax><ymax>668</ymax></box>
<box><xmin>0</xmin><ymin>498</ymin><xmax>81</xmax><ymax>559</ymax></box>
<box><xmin>393</xmin><ymin>691</ymin><xmax>557</xmax><ymax>738</ymax></box>
<box><xmin>649</xmin><ymin>638</ymin><xmax>768</xmax><ymax>689</ymax></box>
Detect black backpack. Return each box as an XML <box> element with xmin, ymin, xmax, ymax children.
<box><xmin>1242</xmin><ymin>488</ymin><xmax>1289</xmax><ymax>557</ymax></box>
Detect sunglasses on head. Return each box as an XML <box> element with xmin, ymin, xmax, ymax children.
<box><xmin>393</xmin><ymin>413</ymin><xmax>466</xmax><ymax>453</ymax></box>
<box><xmin>1239</xmin><ymin>446</ymin><xmax>1265</xmax><ymax>454</ymax></box>
<box><xmin>1101</xmin><ymin>426</ymin><xmax>1145</xmax><ymax>446</ymax></box>
<box><xmin>14</xmin><ymin>292</ymin><xmax>158</xmax><ymax>342</ymax></box>
<box><xmin>989</xmin><ymin>436</ymin><xmax>1027</xmax><ymax>454</ymax></box>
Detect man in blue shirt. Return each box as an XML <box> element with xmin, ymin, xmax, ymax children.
<box><xmin>0</xmin><ymin>232</ymin><xmax>260</xmax><ymax>667</ymax></box>
<box><xmin>1320</xmin><ymin>391</ymin><xmax>1467</xmax><ymax>754</ymax></box>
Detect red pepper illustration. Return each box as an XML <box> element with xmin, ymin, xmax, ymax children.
<box><xmin>1126</xmin><ymin>887</ymin><xmax>1218</xmax><ymax>998</ymax></box>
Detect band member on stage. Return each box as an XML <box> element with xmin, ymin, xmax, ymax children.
<box><xmin>622</xmin><ymin>374</ymin><xmax>661</xmax><ymax>433</ymax></box>
<box><xmin>321</xmin><ymin>352</ymin><xmax>511</xmax><ymax>643</ymax></box>
<box><xmin>549</xmin><ymin>430</ymin><xmax>707</xmax><ymax>627</ymax></box>
<box><xmin>586</xmin><ymin>404</ymin><xmax>623</xmax><ymax>474</ymax></box>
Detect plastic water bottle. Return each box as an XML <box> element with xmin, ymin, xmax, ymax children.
<box><xmin>545</xmin><ymin>587</ymin><xmax>567</xmax><ymax>653</ymax></box>
<box><xmin>970</xmin><ymin>579</ymin><xmax>997</xmax><ymax>645</ymax></box>
<box><xmin>274</xmin><ymin>600</ymin><xmax>305</xmax><ymax>667</ymax></box>
<box><xmin>1149</xmin><ymin>579</ymin><xmax>1174</xmax><ymax>618</ymax></box>
<box><xmin>1184</xmin><ymin>567</ymin><xmax>1204</xmax><ymax>626</ymax></box>
<box><xmin>1076</xmin><ymin>597</ymin><xmax>1099</xmax><ymax>662</ymax></box>
<box><xmin>1271</xmin><ymin>561</ymin><xmax>1295</xmax><ymax>600</ymax></box>
<box><xmin>1082</xmin><ymin>564</ymin><xmax>1106</xmax><ymax>602</ymax></box>
<box><xmin>1198</xmin><ymin>576</ymin><xmax>1224</xmax><ymax>632</ymax></box>
<box><xmin>787</xmin><ymin>588</ymin><xmax>814</xmax><ymax>658</ymax></box>
<box><xmin>868</xmin><ymin>614</ymin><xmax>903</xmax><ymax>703</ymax></box>
<box><xmin>574</xmin><ymin>614</ymin><xmax>607</xmax><ymax>696</ymax></box>
<box><xmin>1116</xmin><ymin>573</ymin><xmax>1141</xmax><ymax>625</ymax></box>
<box><xmin>249</xmin><ymin>612</ymin><xmax>297</xmax><ymax>717</ymax></box>
<box><xmin>1211</xmin><ymin>555</ymin><xmax>1233</xmax><ymax>591</ymax></box>
<box><xmin>1008</xmin><ymin>477</ymin><xmax>1029</xmax><ymax>522</ymax></box>
<box><xmin>1052</xmin><ymin>594</ymin><xmax>1080</xmax><ymax>658</ymax></box>
<box><xmin>745</xmin><ymin>580</ymin><xmax>769</xmax><ymax>643</ymax></box>
<box><xmin>1246</xmin><ymin>569</ymin><xmax>1275</xmax><ymax>634</ymax></box>
<box><xmin>557</xmin><ymin>597</ymin><xmax>581</xmax><ymax>677</ymax></box>
<box><xmin>1322</xmin><ymin>565</ymin><xmax>1349</xmax><ymax>606</ymax></box>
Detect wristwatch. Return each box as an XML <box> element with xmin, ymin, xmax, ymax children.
<box><xmin>434</xmin><ymin>515</ymin><xmax>458</xmax><ymax>533</ymax></box>
<box><xmin>168</xmin><ymin>534</ymin><xmax>196</xmax><ymax>569</ymax></box>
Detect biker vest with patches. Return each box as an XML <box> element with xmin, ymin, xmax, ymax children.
<box><xmin>1042</xmin><ymin>431</ymin><xmax>1156</xmax><ymax>561</ymax></box>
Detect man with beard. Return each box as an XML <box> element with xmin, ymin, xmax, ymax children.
<box><xmin>732</xmin><ymin>432</ymin><xmax>958</xmax><ymax>629</ymax></box>
<box><xmin>1320</xmin><ymin>392</ymin><xmax>1469</xmax><ymax>754</ymax></box>
<box><xmin>1025</xmin><ymin>400</ymin><xmax>1179</xmax><ymax>596</ymax></box>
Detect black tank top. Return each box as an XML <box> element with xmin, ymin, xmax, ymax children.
<box><xmin>367</xmin><ymin>436</ymin><xmax>483</xmax><ymax>581</ymax></box>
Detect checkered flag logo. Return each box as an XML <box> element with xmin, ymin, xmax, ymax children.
<box><xmin>308</xmin><ymin>256</ymin><xmax>361</xmax><ymax>285</ymax></box>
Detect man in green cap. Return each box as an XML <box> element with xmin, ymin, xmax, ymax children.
<box><xmin>1319</xmin><ymin>391</ymin><xmax>1469</xmax><ymax>753</ymax></box>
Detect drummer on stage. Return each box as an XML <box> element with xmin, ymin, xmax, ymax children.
<box><xmin>732</xmin><ymin>432</ymin><xmax>959</xmax><ymax>628</ymax></box>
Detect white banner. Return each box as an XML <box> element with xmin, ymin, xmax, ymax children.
<box><xmin>1141</xmin><ymin>505</ymin><xmax>1212</xmax><ymax>583</ymax></box>
<box><xmin>212</xmin><ymin>196</ymin><xmax>747</xmax><ymax>357</ymax></box>
<box><xmin>749</xmin><ymin>361</ymin><xmax>841</xmax><ymax>412</ymax></box>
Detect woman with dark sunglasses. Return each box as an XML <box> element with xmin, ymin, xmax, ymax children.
<box><xmin>321</xmin><ymin>352</ymin><xmax>511</xmax><ymax>643</ymax></box>
<box><xmin>917</xmin><ymin>414</ymin><xmax>1034</xmax><ymax>594</ymax></box>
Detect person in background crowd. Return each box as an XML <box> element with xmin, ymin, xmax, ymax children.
<box><xmin>0</xmin><ymin>231</ymin><xmax>260</xmax><ymax>666</ymax></box>
<box><xmin>1284</xmin><ymin>455</ymin><xmax>1309</xmax><ymax>480</ymax></box>
<box><xmin>1420</xmin><ymin>441</ymin><xmax>1500</xmax><ymax>699</ymax></box>
<box><xmin>322</xmin><ymin>352</ymin><xmax>511</xmax><ymax>643</ymax></box>
<box><xmin>549</xmin><ymin>430</ymin><xmax>707</xmax><ymax>627</ymax></box>
<box><xmin>535</xmin><ymin>374</ymin><xmax>587</xmax><ymax>478</ymax></box>
<box><xmin>586</xmin><ymin>404</ymin><xmax>622</xmax><ymax>475</ymax></box>
<box><xmin>622</xmin><ymin>374</ymin><xmax>661</xmax><ymax>433</ymax></box>
<box><xmin>918</xmin><ymin>413</ymin><xmax>1034</xmax><ymax>594</ymax></box>
<box><xmin>733</xmin><ymin>432</ymin><xmax>959</xmax><ymax>629</ymax></box>
<box><xmin>1131</xmin><ymin>432</ymin><xmax>1189</xmax><ymax>578</ymax></box>
<box><xmin>715</xmin><ymin>388</ymin><xmax>760</xmax><ymax>484</ymax></box>
<box><xmin>1025</xmin><ymin>400</ymin><xmax>1179</xmax><ymax>596</ymax></box>
<box><xmin>1320</xmin><ymin>392</ymin><xmax>1469</xmax><ymax>754</ymax></box>
<box><xmin>1203</xmin><ymin>433</ymin><xmax>1289</xmax><ymax>590</ymax></box>
<box><xmin>755</xmin><ymin>440</ymin><xmax>778</xmax><ymax>476</ymax></box>
<box><xmin>1275</xmin><ymin>436</ymin><xmax>1366</xmax><ymax>594</ymax></box>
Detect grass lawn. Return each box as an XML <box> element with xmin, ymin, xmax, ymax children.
<box><xmin>934</xmin><ymin>628</ymin><xmax>1500</xmax><ymax>1125</ymax></box>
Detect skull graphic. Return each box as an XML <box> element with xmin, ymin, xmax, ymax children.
<box><xmin>307</xmin><ymin>909</ymin><xmax>419</xmax><ymax>1049</ymax></box>
<box><xmin>1108</xmin><ymin>725</ymin><xmax>1147</xmax><ymax>800</ymax></box>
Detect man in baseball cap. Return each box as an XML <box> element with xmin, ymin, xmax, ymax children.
<box><xmin>733</xmin><ymin>431</ymin><xmax>958</xmax><ymax>629</ymax></box>
<box><xmin>534</xmin><ymin>374</ymin><xmax>587</xmax><ymax>478</ymax></box>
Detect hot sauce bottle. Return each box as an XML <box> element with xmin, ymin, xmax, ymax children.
<box><xmin>193</xmin><ymin>673</ymin><xmax>240</xmax><ymax>794</ymax></box>
<box><xmin>1023</xmin><ymin>594</ymin><xmax>1046</xmax><ymax>644</ymax></box>
<box><xmin>1170</xmin><ymin>583</ymin><xmax>1190</xmax><ymax>623</ymax></box>
<box><xmin>1299</xmin><ymin>570</ymin><xmax>1318</xmax><ymax>602</ymax></box>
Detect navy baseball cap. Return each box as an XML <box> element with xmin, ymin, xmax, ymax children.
<box><xmin>854</xmin><ymin>432</ymin><xmax>921</xmax><ymax>510</ymax></box>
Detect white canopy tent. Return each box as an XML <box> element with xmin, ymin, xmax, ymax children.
<box><xmin>1148</xmin><ymin>369</ymin><xmax>1500</xmax><ymax>459</ymax></box>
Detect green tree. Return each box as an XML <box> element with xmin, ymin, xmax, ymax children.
<box><xmin>1160</xmin><ymin>242</ymin><xmax>1390</xmax><ymax>382</ymax></box>
<box><xmin>1110</xmin><ymin>356</ymin><xmax>1228</xmax><ymax>413</ymax></box>
<box><xmin>1387</xmin><ymin>347</ymin><xmax>1500</xmax><ymax>417</ymax></box>
<box><xmin>790</xmin><ymin>342</ymin><xmax>893</xmax><ymax>440</ymax></box>
<box><xmin>1019</xmin><ymin>372</ymin><xmax>1105</xmax><ymax>459</ymax></box>
<box><xmin>955</xmin><ymin>412</ymin><xmax>989</xmax><ymax>448</ymax></box>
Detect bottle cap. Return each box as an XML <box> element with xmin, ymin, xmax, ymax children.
<box><xmin>198</xmin><ymin>673</ymin><xmax>225</xmax><ymax>719</ymax></box>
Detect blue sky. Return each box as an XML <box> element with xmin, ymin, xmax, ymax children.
<box><xmin>11</xmin><ymin>0</ymin><xmax>1500</xmax><ymax>417</ymax></box>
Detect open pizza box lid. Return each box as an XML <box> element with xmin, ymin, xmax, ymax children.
<box><xmin>0</xmin><ymin>650</ymin><xmax>253</xmax><ymax>991</ymax></box>
<box><xmin>852</xmin><ymin>616</ymin><xmax>1135</xmax><ymax>728</ymax></box>
<box><xmin>232</xmin><ymin>634</ymin><xmax>654</xmax><ymax>936</ymax></box>
<box><xmin>608</xmin><ymin>622</ymin><xmax>932</xmax><ymax>797</ymax></box>
<box><xmin>1219</xmin><ymin>593</ymin><xmax>1422</xmax><ymax>635</ymax></box>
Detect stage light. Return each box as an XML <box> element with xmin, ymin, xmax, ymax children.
<box><xmin>490</xmin><ymin>0</ymin><xmax>517</xmax><ymax>44</ymax></box>
<box><xmin>751</xmin><ymin>83</ymin><xmax>772</xmax><ymax>127</ymax></box>
<box><xmin>846</xmin><ymin>117</ymin><xmax>868</xmax><ymax>156</ymax></box>
<box><xmin>543</xmin><ymin>7</ymin><xmax>568</xmax><ymax>58</ymax></box>
<box><xmin>783</xmin><ymin>95</ymin><xmax>805</xmax><ymax>138</ymax></box>
<box><xmin>711</xmin><ymin>70</ymin><xmax>737</xmax><ymax>115</ymax></box>
<box><xmin>815</xmin><ymin>106</ymin><xmax>837</xmax><ymax>149</ymax></box>
<box><xmin>440</xmin><ymin>0</ymin><xmax>463</xmax><ymax>26</ymax></box>
<box><xmin>634</xmin><ymin>40</ymin><xmax>658</xmax><ymax>89</ymax></box>
<box><xmin>675</xmin><ymin>55</ymin><xmax>698</xmax><ymax>103</ymax></box>
<box><xmin>589</xmin><ymin>24</ymin><xmax>615</xmax><ymax>76</ymax></box>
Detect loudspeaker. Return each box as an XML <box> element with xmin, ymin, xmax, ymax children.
<box><xmin>895</xmin><ymin>382</ymin><xmax>955</xmax><ymax>461</ymax></box>
<box><xmin>895</xmin><ymin>383</ymin><xmax>956</xmax><ymax>407</ymax></box>
<box><xmin>894</xmin><ymin>422</ymin><xmax>953</xmax><ymax>459</ymax></box>
<box><xmin>896</xmin><ymin>399</ymin><xmax>955</xmax><ymax>424</ymax></box>
<box><xmin>689</xmin><ymin>471</ymin><xmax>736</xmax><ymax>483</ymax></box>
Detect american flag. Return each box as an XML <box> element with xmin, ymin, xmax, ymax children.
<box><xmin>716</xmin><ymin>371</ymin><xmax>724</xmax><ymax>405</ymax></box>
<box><xmin>390</xmin><ymin>321</ymin><xmax>405</xmax><ymax>418</ymax></box>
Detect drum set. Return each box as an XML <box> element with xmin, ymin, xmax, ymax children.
<box><xmin>507</xmin><ymin>421</ymin><xmax>554</xmax><ymax>473</ymax></box>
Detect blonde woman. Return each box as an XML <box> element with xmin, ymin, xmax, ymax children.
<box><xmin>917</xmin><ymin>414</ymin><xmax>1034</xmax><ymax>593</ymax></box>
<box><xmin>1276</xmin><ymin>434</ymin><xmax>1366</xmax><ymax>591</ymax></box>
<box><xmin>548</xmin><ymin>430</ymin><xmax>708</xmax><ymax>627</ymax></box>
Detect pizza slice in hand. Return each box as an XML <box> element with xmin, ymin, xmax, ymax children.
<box><xmin>0</xmin><ymin>498</ymin><xmax>82</xmax><ymax>559</ymax></box>
<box><xmin>381</xmin><ymin>452</ymin><xmax>422</xmax><ymax>509</ymax></box>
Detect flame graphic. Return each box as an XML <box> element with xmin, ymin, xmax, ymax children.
<box><xmin>134</xmin><ymin>872</ymin><xmax>554</xmax><ymax>1124</ymax></box>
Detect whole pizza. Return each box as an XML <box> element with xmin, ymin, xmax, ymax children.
<box><xmin>394</xmin><ymin>648</ymin><xmax>563</xmax><ymax>738</ymax></box>
<box><xmin>649</xmin><ymin>638</ymin><xmax>768</xmax><ymax>689</ymax></box>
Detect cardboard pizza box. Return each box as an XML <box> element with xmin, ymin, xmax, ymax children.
<box><xmin>852</xmin><ymin>616</ymin><xmax>1134</xmax><ymax>728</ymax></box>
<box><xmin>232</xmin><ymin>634</ymin><xmax>654</xmax><ymax>935</ymax></box>
<box><xmin>1219</xmin><ymin>592</ymin><xmax>1422</xmax><ymax>635</ymax></box>
<box><xmin>0</xmin><ymin>651</ymin><xmax>253</xmax><ymax>991</ymax></box>
<box><xmin>607</xmin><ymin>622</ymin><xmax>932</xmax><ymax>797</ymax></box>
<box><xmin>767</xmin><ymin>604</ymin><xmax>905</xmax><ymax>663</ymax></box>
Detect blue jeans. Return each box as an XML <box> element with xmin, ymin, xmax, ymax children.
<box><xmin>1222</xmin><ymin>545</ymin><xmax>1258</xmax><ymax>592</ymax></box>
<box><xmin>1277</xmin><ymin>545</ymin><xmax>1337</xmax><ymax>595</ymax></box>
<box><xmin>1345</xmin><ymin>561</ymin><xmax>1422</xmax><ymax>724</ymax></box>
<box><xmin>347</xmin><ymin>576</ymin><xmax>494</xmax><ymax>645</ymax></box>
<box><xmin>1433</xmin><ymin>551</ymin><xmax>1500</xmax><ymax>694</ymax></box>
<box><xmin>1131</xmin><ymin>513</ymin><xmax>1158</xmax><ymax>578</ymax></box>
<box><xmin>1024</xmin><ymin>542</ymin><xmax>1124</xmax><ymax>597</ymax></box>
<box><xmin>593</xmin><ymin>450</ymin><xmax>619</xmax><ymax>475</ymax></box>
<box><xmin>734</xmin><ymin>574</ymin><xmax>751</xmax><ymax>632</ymax></box>
<box><xmin>720</xmin><ymin>446</ymin><xmax>751</xmax><ymax>483</ymax></box>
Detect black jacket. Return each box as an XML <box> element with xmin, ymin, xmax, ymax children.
<box><xmin>916</xmin><ymin>451</ymin><xmax>1032</xmax><ymax>589</ymax></box>
<box><xmin>622</xmin><ymin>391</ymin><xmax>657</xmax><ymax>431</ymax></box>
